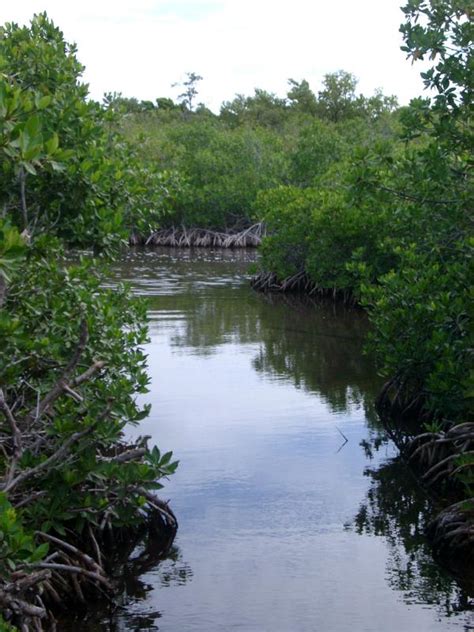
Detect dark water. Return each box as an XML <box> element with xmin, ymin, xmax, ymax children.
<box><xmin>77</xmin><ymin>248</ymin><xmax>472</xmax><ymax>631</ymax></box>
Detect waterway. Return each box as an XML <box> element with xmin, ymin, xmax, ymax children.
<box><xmin>75</xmin><ymin>247</ymin><xmax>472</xmax><ymax>631</ymax></box>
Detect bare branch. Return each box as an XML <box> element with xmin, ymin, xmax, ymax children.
<box><xmin>108</xmin><ymin>447</ymin><xmax>147</xmax><ymax>463</ymax></box>
<box><xmin>19</xmin><ymin>166</ymin><xmax>28</xmax><ymax>230</ymax></box>
<box><xmin>1</xmin><ymin>426</ymin><xmax>94</xmax><ymax>493</ymax></box>
<box><xmin>72</xmin><ymin>360</ymin><xmax>106</xmax><ymax>387</ymax></box>
<box><xmin>24</xmin><ymin>562</ymin><xmax>112</xmax><ymax>590</ymax></box>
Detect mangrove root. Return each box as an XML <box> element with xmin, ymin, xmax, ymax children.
<box><xmin>250</xmin><ymin>269</ymin><xmax>355</xmax><ymax>303</ymax></box>
<box><xmin>132</xmin><ymin>222</ymin><xmax>265</xmax><ymax>248</ymax></box>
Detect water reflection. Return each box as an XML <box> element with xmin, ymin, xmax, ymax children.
<box><xmin>353</xmin><ymin>432</ymin><xmax>473</xmax><ymax>626</ymax></box>
<box><xmin>111</xmin><ymin>248</ymin><xmax>380</xmax><ymax>417</ymax></box>
<box><xmin>98</xmin><ymin>248</ymin><xmax>473</xmax><ymax>631</ymax></box>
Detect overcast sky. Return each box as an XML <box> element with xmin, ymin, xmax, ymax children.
<box><xmin>0</xmin><ymin>0</ymin><xmax>427</xmax><ymax>111</ymax></box>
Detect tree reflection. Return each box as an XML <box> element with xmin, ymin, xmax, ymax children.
<box><xmin>352</xmin><ymin>441</ymin><xmax>473</xmax><ymax>622</ymax></box>
<box><xmin>57</xmin><ymin>542</ymin><xmax>192</xmax><ymax>631</ymax></box>
<box><xmin>158</xmin><ymin>286</ymin><xmax>381</xmax><ymax>416</ymax></box>
<box><xmin>109</xmin><ymin>250</ymin><xmax>474</xmax><ymax>626</ymax></box>
<box><xmin>251</xmin><ymin>294</ymin><xmax>380</xmax><ymax>414</ymax></box>
<box><xmin>112</xmin><ymin>248</ymin><xmax>381</xmax><ymax>416</ymax></box>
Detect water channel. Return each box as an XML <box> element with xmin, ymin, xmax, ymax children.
<box><xmin>76</xmin><ymin>248</ymin><xmax>472</xmax><ymax>631</ymax></box>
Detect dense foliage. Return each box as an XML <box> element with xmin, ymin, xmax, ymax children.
<box><xmin>0</xmin><ymin>14</ymin><xmax>178</xmax><ymax>630</ymax></box>
<box><xmin>0</xmin><ymin>14</ymin><xmax>184</xmax><ymax>250</ymax></box>
<box><xmin>250</xmin><ymin>1</ymin><xmax>473</xmax><ymax>562</ymax></box>
<box><xmin>118</xmin><ymin>70</ymin><xmax>398</xmax><ymax>230</ymax></box>
<box><xmin>245</xmin><ymin>0</ymin><xmax>472</xmax><ymax>571</ymax></box>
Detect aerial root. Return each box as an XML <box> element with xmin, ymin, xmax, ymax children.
<box><xmin>428</xmin><ymin>499</ymin><xmax>474</xmax><ymax>574</ymax></box>
<box><xmin>133</xmin><ymin>222</ymin><xmax>265</xmax><ymax>248</ymax></box>
<box><xmin>250</xmin><ymin>269</ymin><xmax>355</xmax><ymax>304</ymax></box>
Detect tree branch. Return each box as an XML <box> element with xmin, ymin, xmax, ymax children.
<box><xmin>1</xmin><ymin>426</ymin><xmax>94</xmax><ymax>493</ymax></box>
<box><xmin>25</xmin><ymin>320</ymin><xmax>89</xmax><ymax>425</ymax></box>
<box><xmin>19</xmin><ymin>167</ymin><xmax>28</xmax><ymax>230</ymax></box>
<box><xmin>0</xmin><ymin>387</ymin><xmax>23</xmax><ymax>458</ymax></box>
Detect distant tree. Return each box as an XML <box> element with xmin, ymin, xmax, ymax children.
<box><xmin>220</xmin><ymin>89</ymin><xmax>288</xmax><ymax>128</ymax></box>
<box><xmin>156</xmin><ymin>96</ymin><xmax>179</xmax><ymax>110</ymax></box>
<box><xmin>219</xmin><ymin>94</ymin><xmax>247</xmax><ymax>126</ymax></box>
<box><xmin>173</xmin><ymin>71</ymin><xmax>203</xmax><ymax>111</ymax></box>
<box><xmin>103</xmin><ymin>92</ymin><xmax>157</xmax><ymax>113</ymax></box>
<box><xmin>140</xmin><ymin>99</ymin><xmax>156</xmax><ymax>111</ymax></box>
<box><xmin>287</xmin><ymin>78</ymin><xmax>318</xmax><ymax>115</ymax></box>
<box><xmin>362</xmin><ymin>89</ymin><xmax>398</xmax><ymax>119</ymax></box>
<box><xmin>317</xmin><ymin>70</ymin><xmax>359</xmax><ymax>122</ymax></box>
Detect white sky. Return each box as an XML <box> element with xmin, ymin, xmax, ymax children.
<box><xmin>0</xmin><ymin>0</ymin><xmax>427</xmax><ymax>111</ymax></box>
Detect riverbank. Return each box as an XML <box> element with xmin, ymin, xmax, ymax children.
<box><xmin>250</xmin><ymin>269</ymin><xmax>356</xmax><ymax>304</ymax></box>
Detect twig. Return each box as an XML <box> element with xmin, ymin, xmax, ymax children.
<box><xmin>336</xmin><ymin>426</ymin><xmax>348</xmax><ymax>442</ymax></box>
<box><xmin>25</xmin><ymin>320</ymin><xmax>89</xmax><ymax>425</ymax></box>
<box><xmin>19</xmin><ymin>166</ymin><xmax>28</xmax><ymax>229</ymax></box>
<box><xmin>0</xmin><ymin>387</ymin><xmax>23</xmax><ymax>458</ymax></box>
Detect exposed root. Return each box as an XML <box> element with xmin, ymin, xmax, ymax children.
<box><xmin>250</xmin><ymin>269</ymin><xmax>355</xmax><ymax>303</ymax></box>
<box><xmin>0</xmin><ymin>499</ymin><xmax>177</xmax><ymax>631</ymax></box>
<box><xmin>377</xmin><ymin>391</ymin><xmax>474</xmax><ymax>587</ymax></box>
<box><xmin>428</xmin><ymin>499</ymin><xmax>474</xmax><ymax>590</ymax></box>
<box><xmin>134</xmin><ymin>222</ymin><xmax>265</xmax><ymax>248</ymax></box>
<box><xmin>375</xmin><ymin>373</ymin><xmax>429</xmax><ymax>426</ymax></box>
<box><xmin>405</xmin><ymin>423</ymin><xmax>474</xmax><ymax>487</ymax></box>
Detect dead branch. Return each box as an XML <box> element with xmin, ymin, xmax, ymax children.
<box><xmin>72</xmin><ymin>360</ymin><xmax>106</xmax><ymax>387</ymax></box>
<box><xmin>108</xmin><ymin>447</ymin><xmax>147</xmax><ymax>463</ymax></box>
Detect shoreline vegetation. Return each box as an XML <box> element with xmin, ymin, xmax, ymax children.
<box><xmin>0</xmin><ymin>0</ymin><xmax>472</xmax><ymax>629</ymax></box>
<box><xmin>0</xmin><ymin>14</ymin><xmax>180</xmax><ymax>631</ymax></box>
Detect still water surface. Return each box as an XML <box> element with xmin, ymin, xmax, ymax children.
<box><xmin>84</xmin><ymin>248</ymin><xmax>471</xmax><ymax>631</ymax></box>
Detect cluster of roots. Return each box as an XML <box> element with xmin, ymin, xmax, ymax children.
<box><xmin>375</xmin><ymin>374</ymin><xmax>432</xmax><ymax>425</ymax></box>
<box><xmin>428</xmin><ymin>499</ymin><xmax>474</xmax><ymax>592</ymax></box>
<box><xmin>0</xmin><ymin>503</ymin><xmax>177</xmax><ymax>631</ymax></box>
<box><xmin>131</xmin><ymin>222</ymin><xmax>264</xmax><ymax>248</ymax></box>
<box><xmin>250</xmin><ymin>270</ymin><xmax>355</xmax><ymax>303</ymax></box>
<box><xmin>376</xmin><ymin>375</ymin><xmax>474</xmax><ymax>588</ymax></box>
<box><xmin>406</xmin><ymin>422</ymin><xmax>474</xmax><ymax>488</ymax></box>
<box><xmin>406</xmin><ymin>421</ymin><xmax>474</xmax><ymax>580</ymax></box>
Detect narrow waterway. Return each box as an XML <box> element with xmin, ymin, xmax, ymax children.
<box><xmin>79</xmin><ymin>248</ymin><xmax>472</xmax><ymax>631</ymax></box>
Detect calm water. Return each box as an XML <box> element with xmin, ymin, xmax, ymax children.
<box><xmin>76</xmin><ymin>248</ymin><xmax>472</xmax><ymax>631</ymax></box>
